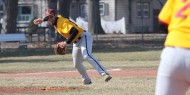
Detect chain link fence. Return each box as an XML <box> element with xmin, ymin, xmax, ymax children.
<box><xmin>15</xmin><ymin>27</ymin><xmax>166</xmax><ymax>49</ymax></box>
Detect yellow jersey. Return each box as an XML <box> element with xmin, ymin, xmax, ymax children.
<box><xmin>159</xmin><ymin>0</ymin><xmax>190</xmax><ymax>48</ymax></box>
<box><xmin>55</xmin><ymin>15</ymin><xmax>84</xmax><ymax>42</ymax></box>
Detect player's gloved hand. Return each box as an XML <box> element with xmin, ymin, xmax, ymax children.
<box><xmin>54</xmin><ymin>43</ymin><xmax>67</xmax><ymax>55</ymax></box>
<box><xmin>57</xmin><ymin>41</ymin><xmax>67</xmax><ymax>48</ymax></box>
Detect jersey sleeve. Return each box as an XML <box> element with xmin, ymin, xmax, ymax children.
<box><xmin>158</xmin><ymin>0</ymin><xmax>174</xmax><ymax>25</ymax></box>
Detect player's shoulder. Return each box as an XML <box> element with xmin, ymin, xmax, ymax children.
<box><xmin>57</xmin><ymin>15</ymin><xmax>64</xmax><ymax>19</ymax></box>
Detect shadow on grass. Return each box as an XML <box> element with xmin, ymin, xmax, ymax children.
<box><xmin>0</xmin><ymin>48</ymin><xmax>59</xmax><ymax>59</ymax></box>
<box><xmin>0</xmin><ymin>47</ymin><xmax>163</xmax><ymax>58</ymax></box>
<box><xmin>93</xmin><ymin>47</ymin><xmax>163</xmax><ymax>53</ymax></box>
<box><xmin>0</xmin><ymin>58</ymin><xmax>71</xmax><ymax>64</ymax></box>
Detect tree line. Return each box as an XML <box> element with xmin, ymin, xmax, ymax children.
<box><xmin>1</xmin><ymin>0</ymin><xmax>105</xmax><ymax>34</ymax></box>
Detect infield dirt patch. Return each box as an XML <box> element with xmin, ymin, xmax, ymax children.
<box><xmin>0</xmin><ymin>86</ymin><xmax>81</xmax><ymax>94</ymax></box>
<box><xmin>0</xmin><ymin>68</ymin><xmax>157</xmax><ymax>78</ymax></box>
<box><xmin>0</xmin><ymin>68</ymin><xmax>157</xmax><ymax>93</ymax></box>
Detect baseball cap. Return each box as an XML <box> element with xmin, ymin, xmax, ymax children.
<box><xmin>45</xmin><ymin>9</ymin><xmax>56</xmax><ymax>17</ymax></box>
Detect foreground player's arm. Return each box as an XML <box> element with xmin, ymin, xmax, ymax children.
<box><xmin>159</xmin><ymin>20</ymin><xmax>168</xmax><ymax>33</ymax></box>
<box><xmin>158</xmin><ymin>0</ymin><xmax>174</xmax><ymax>24</ymax></box>
<box><xmin>158</xmin><ymin>0</ymin><xmax>174</xmax><ymax>33</ymax></box>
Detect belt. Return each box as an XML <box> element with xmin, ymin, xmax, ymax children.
<box><xmin>74</xmin><ymin>36</ymin><xmax>81</xmax><ymax>43</ymax></box>
<box><xmin>73</xmin><ymin>31</ymin><xmax>86</xmax><ymax>43</ymax></box>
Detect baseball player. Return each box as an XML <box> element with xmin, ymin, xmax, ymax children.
<box><xmin>155</xmin><ymin>0</ymin><xmax>190</xmax><ymax>95</ymax></box>
<box><xmin>33</xmin><ymin>9</ymin><xmax>112</xmax><ymax>84</ymax></box>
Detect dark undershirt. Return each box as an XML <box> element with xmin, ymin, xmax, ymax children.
<box><xmin>66</xmin><ymin>27</ymin><xmax>79</xmax><ymax>44</ymax></box>
<box><xmin>43</xmin><ymin>17</ymin><xmax>48</xmax><ymax>21</ymax></box>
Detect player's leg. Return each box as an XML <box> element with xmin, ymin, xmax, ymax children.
<box><xmin>156</xmin><ymin>74</ymin><xmax>189</xmax><ymax>95</ymax></box>
<box><xmin>185</xmin><ymin>49</ymin><xmax>190</xmax><ymax>83</ymax></box>
<box><xmin>155</xmin><ymin>47</ymin><xmax>189</xmax><ymax>95</ymax></box>
<box><xmin>80</xmin><ymin>32</ymin><xmax>111</xmax><ymax>81</ymax></box>
<box><xmin>72</xmin><ymin>43</ymin><xmax>91</xmax><ymax>84</ymax></box>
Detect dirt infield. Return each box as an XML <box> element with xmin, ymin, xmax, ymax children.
<box><xmin>0</xmin><ymin>86</ymin><xmax>81</xmax><ymax>94</ymax></box>
<box><xmin>0</xmin><ymin>68</ymin><xmax>157</xmax><ymax>78</ymax></box>
<box><xmin>0</xmin><ymin>68</ymin><xmax>157</xmax><ymax>93</ymax></box>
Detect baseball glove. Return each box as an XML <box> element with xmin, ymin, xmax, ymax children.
<box><xmin>54</xmin><ymin>44</ymin><xmax>67</xmax><ymax>55</ymax></box>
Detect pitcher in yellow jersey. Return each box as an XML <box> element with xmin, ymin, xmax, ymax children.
<box><xmin>155</xmin><ymin>0</ymin><xmax>190</xmax><ymax>95</ymax></box>
<box><xmin>33</xmin><ymin>9</ymin><xmax>112</xmax><ymax>85</ymax></box>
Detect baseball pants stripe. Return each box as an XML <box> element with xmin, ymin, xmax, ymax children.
<box><xmin>84</xmin><ymin>35</ymin><xmax>109</xmax><ymax>75</ymax></box>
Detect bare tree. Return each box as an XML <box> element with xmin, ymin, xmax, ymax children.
<box><xmin>57</xmin><ymin>0</ymin><xmax>72</xmax><ymax>18</ymax></box>
<box><xmin>88</xmin><ymin>0</ymin><xmax>105</xmax><ymax>34</ymax></box>
<box><xmin>1</xmin><ymin>0</ymin><xmax>18</xmax><ymax>34</ymax></box>
<box><xmin>47</xmin><ymin>0</ymin><xmax>57</xmax><ymax>11</ymax></box>
<box><xmin>158</xmin><ymin>0</ymin><xmax>164</xmax><ymax>7</ymax></box>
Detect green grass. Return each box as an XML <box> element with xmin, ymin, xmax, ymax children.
<box><xmin>0</xmin><ymin>48</ymin><xmax>161</xmax><ymax>73</ymax></box>
<box><xmin>0</xmin><ymin>77</ymin><xmax>156</xmax><ymax>95</ymax></box>
<box><xmin>0</xmin><ymin>48</ymin><xmax>164</xmax><ymax>95</ymax></box>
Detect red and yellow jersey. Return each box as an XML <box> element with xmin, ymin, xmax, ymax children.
<box><xmin>55</xmin><ymin>15</ymin><xmax>84</xmax><ymax>42</ymax></box>
<box><xmin>159</xmin><ymin>0</ymin><xmax>190</xmax><ymax>48</ymax></box>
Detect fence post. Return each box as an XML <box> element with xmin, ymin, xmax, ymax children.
<box><xmin>44</xmin><ymin>27</ymin><xmax>46</xmax><ymax>41</ymax></box>
<box><xmin>49</xmin><ymin>27</ymin><xmax>52</xmax><ymax>49</ymax></box>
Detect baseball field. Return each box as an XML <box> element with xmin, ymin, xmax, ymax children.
<box><xmin>0</xmin><ymin>48</ymin><xmax>189</xmax><ymax>95</ymax></box>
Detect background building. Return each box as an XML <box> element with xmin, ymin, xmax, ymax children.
<box><xmin>0</xmin><ymin>0</ymin><xmax>166</xmax><ymax>33</ymax></box>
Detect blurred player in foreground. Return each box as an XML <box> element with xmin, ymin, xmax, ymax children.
<box><xmin>155</xmin><ymin>0</ymin><xmax>190</xmax><ymax>95</ymax></box>
<box><xmin>33</xmin><ymin>9</ymin><xmax>112</xmax><ymax>85</ymax></box>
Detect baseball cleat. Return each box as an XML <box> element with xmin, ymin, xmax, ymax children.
<box><xmin>83</xmin><ymin>81</ymin><xmax>92</xmax><ymax>85</ymax></box>
<box><xmin>104</xmin><ymin>75</ymin><xmax>112</xmax><ymax>82</ymax></box>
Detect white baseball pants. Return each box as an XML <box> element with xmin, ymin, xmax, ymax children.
<box><xmin>155</xmin><ymin>47</ymin><xmax>190</xmax><ymax>95</ymax></box>
<box><xmin>72</xmin><ymin>31</ymin><xmax>109</xmax><ymax>82</ymax></box>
